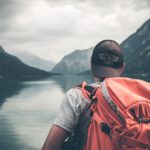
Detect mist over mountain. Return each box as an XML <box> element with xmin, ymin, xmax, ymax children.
<box><xmin>1</xmin><ymin>19</ymin><xmax>149</xmax><ymax>78</ymax></box>
<box><xmin>51</xmin><ymin>47</ymin><xmax>93</xmax><ymax>74</ymax></box>
<box><xmin>0</xmin><ymin>46</ymin><xmax>51</xmax><ymax>80</ymax></box>
<box><xmin>51</xmin><ymin>19</ymin><xmax>150</xmax><ymax>76</ymax></box>
<box><xmin>10</xmin><ymin>51</ymin><xmax>55</xmax><ymax>71</ymax></box>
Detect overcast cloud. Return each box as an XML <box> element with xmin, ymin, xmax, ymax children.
<box><xmin>0</xmin><ymin>0</ymin><xmax>150</xmax><ymax>62</ymax></box>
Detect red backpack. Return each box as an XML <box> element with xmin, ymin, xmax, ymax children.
<box><xmin>81</xmin><ymin>77</ymin><xmax>150</xmax><ymax>150</ymax></box>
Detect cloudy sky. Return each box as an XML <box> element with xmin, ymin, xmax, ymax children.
<box><xmin>0</xmin><ymin>0</ymin><xmax>150</xmax><ymax>62</ymax></box>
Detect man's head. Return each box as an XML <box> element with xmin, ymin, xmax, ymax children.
<box><xmin>91</xmin><ymin>40</ymin><xmax>125</xmax><ymax>78</ymax></box>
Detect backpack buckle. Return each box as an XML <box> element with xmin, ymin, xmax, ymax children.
<box><xmin>100</xmin><ymin>122</ymin><xmax>111</xmax><ymax>137</ymax></box>
<box><xmin>138</xmin><ymin>117</ymin><xmax>150</xmax><ymax>124</ymax></box>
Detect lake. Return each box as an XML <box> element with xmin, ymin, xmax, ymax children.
<box><xmin>0</xmin><ymin>75</ymin><xmax>149</xmax><ymax>150</ymax></box>
<box><xmin>0</xmin><ymin>75</ymin><xmax>93</xmax><ymax>150</ymax></box>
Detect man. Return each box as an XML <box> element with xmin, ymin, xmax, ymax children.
<box><xmin>42</xmin><ymin>39</ymin><xmax>125</xmax><ymax>150</ymax></box>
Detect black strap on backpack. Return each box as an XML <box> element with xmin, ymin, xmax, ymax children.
<box><xmin>62</xmin><ymin>84</ymin><xmax>97</xmax><ymax>150</ymax></box>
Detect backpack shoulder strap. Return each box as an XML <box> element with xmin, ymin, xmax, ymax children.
<box><xmin>76</xmin><ymin>81</ymin><xmax>96</xmax><ymax>101</ymax></box>
<box><xmin>65</xmin><ymin>82</ymin><xmax>98</xmax><ymax>149</ymax></box>
<box><xmin>62</xmin><ymin>82</ymin><xmax>97</xmax><ymax>150</ymax></box>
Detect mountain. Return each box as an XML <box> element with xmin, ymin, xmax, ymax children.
<box><xmin>9</xmin><ymin>51</ymin><xmax>55</xmax><ymax>71</ymax></box>
<box><xmin>52</xmin><ymin>19</ymin><xmax>150</xmax><ymax>76</ymax></box>
<box><xmin>121</xmin><ymin>19</ymin><xmax>150</xmax><ymax>75</ymax></box>
<box><xmin>51</xmin><ymin>47</ymin><xmax>93</xmax><ymax>74</ymax></box>
<box><xmin>0</xmin><ymin>45</ymin><xmax>51</xmax><ymax>80</ymax></box>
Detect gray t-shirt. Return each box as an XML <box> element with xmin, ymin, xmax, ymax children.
<box><xmin>54</xmin><ymin>82</ymin><xmax>100</xmax><ymax>132</ymax></box>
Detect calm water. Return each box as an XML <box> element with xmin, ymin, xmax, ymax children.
<box><xmin>0</xmin><ymin>75</ymin><xmax>93</xmax><ymax>150</ymax></box>
<box><xmin>0</xmin><ymin>75</ymin><xmax>150</xmax><ymax>150</ymax></box>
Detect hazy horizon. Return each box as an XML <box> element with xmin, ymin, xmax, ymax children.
<box><xmin>0</xmin><ymin>0</ymin><xmax>150</xmax><ymax>62</ymax></box>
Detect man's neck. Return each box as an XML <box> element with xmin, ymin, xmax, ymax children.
<box><xmin>94</xmin><ymin>77</ymin><xmax>105</xmax><ymax>82</ymax></box>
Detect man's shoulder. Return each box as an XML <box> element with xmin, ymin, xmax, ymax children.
<box><xmin>65</xmin><ymin>82</ymin><xmax>101</xmax><ymax>100</ymax></box>
<box><xmin>65</xmin><ymin>86</ymin><xmax>83</xmax><ymax>100</ymax></box>
<box><xmin>67</xmin><ymin>86</ymin><xmax>80</xmax><ymax>93</ymax></box>
<box><xmin>67</xmin><ymin>82</ymin><xmax>100</xmax><ymax>93</ymax></box>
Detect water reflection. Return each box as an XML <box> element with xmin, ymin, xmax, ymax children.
<box><xmin>0</xmin><ymin>75</ymin><xmax>149</xmax><ymax>150</ymax></box>
<box><xmin>0</xmin><ymin>79</ymin><xmax>36</xmax><ymax>150</ymax></box>
<box><xmin>0</xmin><ymin>79</ymin><xmax>64</xmax><ymax>150</ymax></box>
<box><xmin>51</xmin><ymin>75</ymin><xmax>93</xmax><ymax>92</ymax></box>
<box><xmin>0</xmin><ymin>80</ymin><xmax>26</xmax><ymax>107</ymax></box>
<box><xmin>0</xmin><ymin>119</ymin><xmax>37</xmax><ymax>150</ymax></box>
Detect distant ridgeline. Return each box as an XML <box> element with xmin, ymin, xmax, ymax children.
<box><xmin>51</xmin><ymin>19</ymin><xmax>150</xmax><ymax>76</ymax></box>
<box><xmin>0</xmin><ymin>19</ymin><xmax>149</xmax><ymax>79</ymax></box>
<box><xmin>11</xmin><ymin>51</ymin><xmax>55</xmax><ymax>71</ymax></box>
<box><xmin>51</xmin><ymin>47</ymin><xmax>93</xmax><ymax>74</ymax></box>
<box><xmin>0</xmin><ymin>46</ymin><xmax>51</xmax><ymax>80</ymax></box>
<box><xmin>121</xmin><ymin>19</ymin><xmax>150</xmax><ymax>75</ymax></box>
